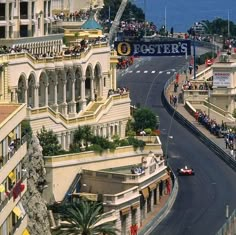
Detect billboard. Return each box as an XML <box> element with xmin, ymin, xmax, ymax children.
<box><xmin>213</xmin><ymin>72</ymin><xmax>231</xmax><ymax>88</ymax></box>
<box><xmin>114</xmin><ymin>40</ymin><xmax>191</xmax><ymax>57</ymax></box>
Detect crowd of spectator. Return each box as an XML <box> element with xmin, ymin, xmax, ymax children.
<box><xmin>107</xmin><ymin>87</ymin><xmax>129</xmax><ymax>97</ymax></box>
<box><xmin>182</xmin><ymin>80</ymin><xmax>213</xmax><ymax>91</ymax></box>
<box><xmin>131</xmin><ymin>166</ymin><xmax>145</xmax><ymax>174</ymax></box>
<box><xmin>194</xmin><ymin>110</ymin><xmax>232</xmax><ymax>139</ymax></box>
<box><xmin>0</xmin><ymin>45</ymin><xmax>29</xmax><ymax>55</ymax></box>
<box><xmin>54</xmin><ymin>10</ymin><xmax>90</xmax><ymax>22</ymax></box>
<box><xmin>0</xmin><ymin>35</ymin><xmax>108</xmax><ymax>60</ymax></box>
<box><xmin>119</xmin><ymin>20</ymin><xmax>157</xmax><ymax>38</ymax></box>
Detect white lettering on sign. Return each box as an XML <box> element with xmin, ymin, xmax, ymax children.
<box><xmin>213</xmin><ymin>72</ymin><xmax>231</xmax><ymax>87</ymax></box>
<box><xmin>133</xmin><ymin>42</ymin><xmax>188</xmax><ymax>55</ymax></box>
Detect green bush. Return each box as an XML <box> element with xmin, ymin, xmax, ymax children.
<box><xmin>88</xmin><ymin>144</ymin><xmax>104</xmax><ymax>155</ymax></box>
<box><xmin>127</xmin><ymin>136</ymin><xmax>146</xmax><ymax>150</ymax></box>
<box><xmin>144</xmin><ymin>128</ymin><xmax>152</xmax><ymax>135</ymax></box>
<box><xmin>21</xmin><ymin>120</ymin><xmax>32</xmax><ymax>139</ymax></box>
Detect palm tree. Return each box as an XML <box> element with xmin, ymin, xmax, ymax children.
<box><xmin>54</xmin><ymin>200</ymin><xmax>118</xmax><ymax>235</ymax></box>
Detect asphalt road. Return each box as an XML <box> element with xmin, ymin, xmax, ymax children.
<box><xmin>117</xmin><ymin>56</ymin><xmax>236</xmax><ymax>235</ymax></box>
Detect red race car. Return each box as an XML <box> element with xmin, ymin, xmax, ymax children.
<box><xmin>177</xmin><ymin>166</ymin><xmax>195</xmax><ymax>176</ymax></box>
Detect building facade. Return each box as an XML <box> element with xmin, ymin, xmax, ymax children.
<box><xmin>44</xmin><ymin>136</ymin><xmax>170</xmax><ymax>234</ymax></box>
<box><xmin>0</xmin><ymin>103</ymin><xmax>28</xmax><ymax>235</ymax></box>
<box><xmin>0</xmin><ymin>0</ymin><xmax>53</xmax><ymax>39</ymax></box>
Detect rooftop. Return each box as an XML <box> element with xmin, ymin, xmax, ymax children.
<box><xmin>101</xmin><ymin>164</ymin><xmax>142</xmax><ymax>174</ymax></box>
<box><xmin>0</xmin><ymin>104</ymin><xmax>20</xmax><ymax>124</ymax></box>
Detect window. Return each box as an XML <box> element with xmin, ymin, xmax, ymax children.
<box><xmin>44</xmin><ymin>1</ymin><xmax>47</xmax><ymax>18</ymax></box>
<box><xmin>0</xmin><ymin>4</ymin><xmax>6</xmax><ymax>21</ymax></box>
<box><xmin>20</xmin><ymin>25</ymin><xmax>28</xmax><ymax>37</ymax></box>
<box><xmin>38</xmin><ymin>18</ymin><xmax>40</xmax><ymax>30</ymax></box>
<box><xmin>104</xmin><ymin>77</ymin><xmax>106</xmax><ymax>87</ymax></box>
<box><xmin>0</xmin><ymin>27</ymin><xmax>5</xmax><ymax>38</ymax></box>
<box><xmin>9</xmin><ymin>3</ymin><xmax>12</xmax><ymax>20</ymax></box>
<box><xmin>20</xmin><ymin>2</ymin><xmax>28</xmax><ymax>19</ymax></box>
<box><xmin>48</xmin><ymin>1</ymin><xmax>51</xmax><ymax>17</ymax></box>
<box><xmin>32</xmin><ymin>2</ymin><xmax>35</xmax><ymax>19</ymax></box>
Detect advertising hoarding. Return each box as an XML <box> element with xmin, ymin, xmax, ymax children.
<box><xmin>213</xmin><ymin>72</ymin><xmax>231</xmax><ymax>87</ymax></box>
<box><xmin>114</xmin><ymin>40</ymin><xmax>191</xmax><ymax>57</ymax></box>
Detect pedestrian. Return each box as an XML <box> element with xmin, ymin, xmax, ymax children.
<box><xmin>173</xmin><ymin>95</ymin><xmax>177</xmax><ymax>107</ymax></box>
<box><xmin>189</xmin><ymin>64</ymin><xmax>193</xmax><ymax>75</ymax></box>
<box><xmin>225</xmin><ymin>135</ymin><xmax>229</xmax><ymax>149</ymax></box>
<box><xmin>175</xmin><ymin>72</ymin><xmax>180</xmax><ymax>83</ymax></box>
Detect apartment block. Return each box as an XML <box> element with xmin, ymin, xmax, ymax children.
<box><xmin>0</xmin><ymin>103</ymin><xmax>28</xmax><ymax>235</ymax></box>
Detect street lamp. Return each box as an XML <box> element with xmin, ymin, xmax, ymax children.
<box><xmin>165</xmin><ymin>106</ymin><xmax>177</xmax><ymax>159</ymax></box>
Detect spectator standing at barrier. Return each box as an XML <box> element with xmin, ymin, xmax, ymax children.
<box><xmin>189</xmin><ymin>64</ymin><xmax>193</xmax><ymax>75</ymax></box>
<box><xmin>174</xmin><ymin>81</ymin><xmax>179</xmax><ymax>92</ymax></box>
<box><xmin>175</xmin><ymin>72</ymin><xmax>180</xmax><ymax>83</ymax></box>
<box><xmin>173</xmin><ymin>95</ymin><xmax>177</xmax><ymax>107</ymax></box>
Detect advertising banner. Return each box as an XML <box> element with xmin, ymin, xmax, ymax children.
<box><xmin>114</xmin><ymin>40</ymin><xmax>191</xmax><ymax>57</ymax></box>
<box><xmin>213</xmin><ymin>72</ymin><xmax>231</xmax><ymax>87</ymax></box>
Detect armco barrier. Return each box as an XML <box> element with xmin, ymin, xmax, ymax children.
<box><xmin>162</xmin><ymin>70</ymin><xmax>236</xmax><ymax>171</ymax></box>
<box><xmin>138</xmin><ymin>175</ymin><xmax>179</xmax><ymax>235</ymax></box>
<box><xmin>162</xmin><ymin>66</ymin><xmax>236</xmax><ymax>235</ymax></box>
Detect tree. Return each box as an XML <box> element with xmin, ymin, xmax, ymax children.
<box><xmin>21</xmin><ymin>120</ymin><xmax>32</xmax><ymax>139</ymax></box>
<box><xmin>37</xmin><ymin>126</ymin><xmax>61</xmax><ymax>156</ymax></box>
<box><xmin>133</xmin><ymin>108</ymin><xmax>157</xmax><ymax>132</ymax></box>
<box><xmin>73</xmin><ymin>125</ymin><xmax>93</xmax><ymax>149</ymax></box>
<box><xmin>54</xmin><ymin>200</ymin><xmax>118</xmax><ymax>235</ymax></box>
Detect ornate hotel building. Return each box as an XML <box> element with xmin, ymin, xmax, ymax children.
<box><xmin>0</xmin><ymin>1</ymin><xmax>171</xmax><ymax>234</ymax></box>
<box><xmin>0</xmin><ymin>0</ymin><xmax>130</xmax><ymax>150</ymax></box>
<box><xmin>0</xmin><ymin>103</ymin><xmax>28</xmax><ymax>235</ymax></box>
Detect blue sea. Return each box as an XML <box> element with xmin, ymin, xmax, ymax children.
<box><xmin>133</xmin><ymin>0</ymin><xmax>236</xmax><ymax>33</ymax></box>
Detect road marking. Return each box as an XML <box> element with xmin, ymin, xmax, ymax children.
<box><xmin>144</xmin><ymin>71</ymin><xmax>148</xmax><ymax>73</ymax></box>
<box><xmin>159</xmin><ymin>71</ymin><xmax>163</xmax><ymax>74</ymax></box>
<box><xmin>135</xmin><ymin>64</ymin><xmax>139</xmax><ymax>68</ymax></box>
<box><xmin>151</xmin><ymin>71</ymin><xmax>156</xmax><ymax>73</ymax></box>
<box><xmin>136</xmin><ymin>71</ymin><xmax>141</xmax><ymax>73</ymax></box>
<box><xmin>128</xmin><ymin>71</ymin><xmax>133</xmax><ymax>73</ymax></box>
<box><xmin>167</xmin><ymin>71</ymin><xmax>171</xmax><ymax>74</ymax></box>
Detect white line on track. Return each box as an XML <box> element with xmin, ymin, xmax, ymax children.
<box><xmin>144</xmin><ymin>71</ymin><xmax>148</xmax><ymax>73</ymax></box>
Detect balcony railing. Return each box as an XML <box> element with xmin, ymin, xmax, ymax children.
<box><xmin>10</xmin><ymin>213</ymin><xmax>27</xmax><ymax>235</ymax></box>
<box><xmin>0</xmin><ymin>173</ymin><xmax>27</xmax><ymax>213</ymax></box>
<box><xmin>103</xmin><ymin>187</ymin><xmax>139</xmax><ymax>205</ymax></box>
<box><xmin>0</xmin><ymin>136</ymin><xmax>27</xmax><ymax>170</ymax></box>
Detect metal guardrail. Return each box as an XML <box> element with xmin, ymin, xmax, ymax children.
<box><xmin>138</xmin><ymin>174</ymin><xmax>178</xmax><ymax>235</ymax></box>
<box><xmin>163</xmin><ymin>65</ymin><xmax>236</xmax><ymax>235</ymax></box>
<box><xmin>162</xmin><ymin>67</ymin><xmax>236</xmax><ymax>171</ymax></box>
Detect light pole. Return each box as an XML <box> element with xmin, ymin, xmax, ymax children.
<box><xmin>165</xmin><ymin>106</ymin><xmax>177</xmax><ymax>159</ymax></box>
<box><xmin>193</xmin><ymin>34</ymin><xmax>196</xmax><ymax>80</ymax></box>
<box><xmin>227</xmin><ymin>9</ymin><xmax>230</xmax><ymax>38</ymax></box>
<box><xmin>164</xmin><ymin>6</ymin><xmax>167</xmax><ymax>35</ymax></box>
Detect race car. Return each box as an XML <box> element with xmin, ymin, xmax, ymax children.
<box><xmin>177</xmin><ymin>166</ymin><xmax>195</xmax><ymax>176</ymax></box>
